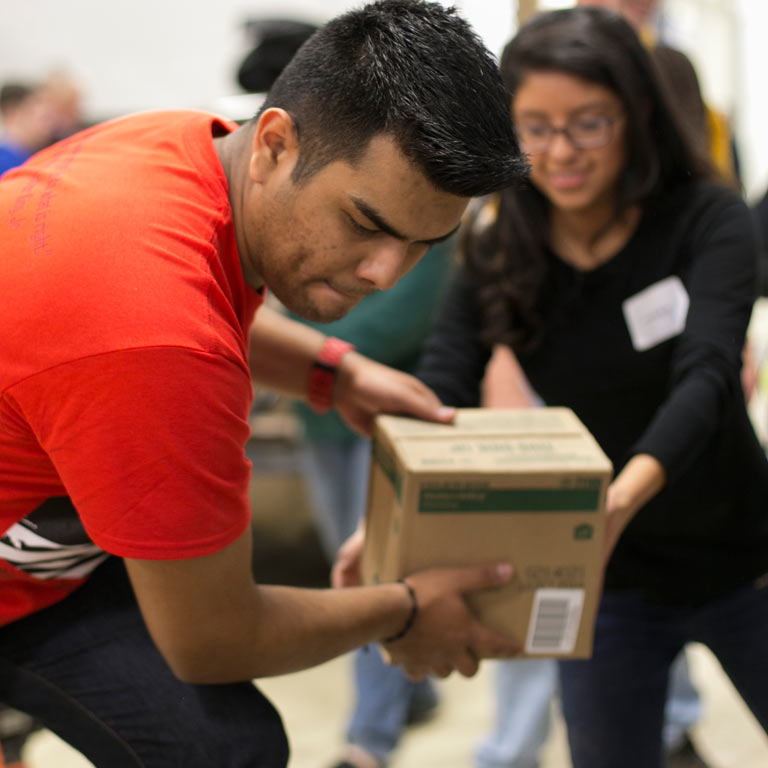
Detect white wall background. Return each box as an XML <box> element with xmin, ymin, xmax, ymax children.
<box><xmin>0</xmin><ymin>1</ymin><xmax>512</xmax><ymax>118</ymax></box>
<box><xmin>0</xmin><ymin>0</ymin><xmax>765</xmax><ymax>197</ymax></box>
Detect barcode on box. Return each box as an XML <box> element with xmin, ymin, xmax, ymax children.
<box><xmin>525</xmin><ymin>588</ymin><xmax>584</xmax><ymax>654</ymax></box>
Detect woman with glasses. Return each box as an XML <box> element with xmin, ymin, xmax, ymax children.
<box><xmin>415</xmin><ymin>7</ymin><xmax>768</xmax><ymax>767</ymax></box>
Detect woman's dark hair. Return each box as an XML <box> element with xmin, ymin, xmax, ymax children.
<box><xmin>257</xmin><ymin>0</ymin><xmax>527</xmax><ymax>198</ymax></box>
<box><xmin>650</xmin><ymin>45</ymin><xmax>709</xmax><ymax>161</ymax></box>
<box><xmin>465</xmin><ymin>6</ymin><xmax>713</xmax><ymax>353</ymax></box>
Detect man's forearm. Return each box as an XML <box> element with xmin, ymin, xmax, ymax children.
<box><xmin>125</xmin><ymin>530</ymin><xmax>413</xmax><ymax>684</ymax></box>
<box><xmin>248</xmin><ymin>305</ymin><xmax>327</xmax><ymax>397</ymax></box>
<box><xmin>125</xmin><ymin>528</ymin><xmax>517</xmax><ymax>685</ymax></box>
<box><xmin>169</xmin><ymin>582</ymin><xmax>412</xmax><ymax>684</ymax></box>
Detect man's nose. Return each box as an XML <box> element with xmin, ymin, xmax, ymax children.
<box><xmin>355</xmin><ymin>241</ymin><xmax>410</xmax><ymax>291</ymax></box>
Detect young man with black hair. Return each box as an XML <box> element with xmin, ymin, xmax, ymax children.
<box><xmin>0</xmin><ymin>1</ymin><xmax>527</xmax><ymax>765</ymax></box>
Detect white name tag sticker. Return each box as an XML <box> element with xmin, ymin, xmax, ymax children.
<box><xmin>622</xmin><ymin>276</ymin><xmax>690</xmax><ymax>351</ymax></box>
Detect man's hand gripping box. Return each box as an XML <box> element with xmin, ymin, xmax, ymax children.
<box><xmin>361</xmin><ymin>408</ymin><xmax>613</xmax><ymax>658</ymax></box>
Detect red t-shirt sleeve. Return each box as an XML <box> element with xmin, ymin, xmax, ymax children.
<box><xmin>10</xmin><ymin>346</ymin><xmax>253</xmax><ymax>559</ymax></box>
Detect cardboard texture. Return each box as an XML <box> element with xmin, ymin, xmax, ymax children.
<box><xmin>361</xmin><ymin>408</ymin><xmax>613</xmax><ymax>658</ymax></box>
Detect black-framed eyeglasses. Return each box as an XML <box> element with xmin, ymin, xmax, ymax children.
<box><xmin>516</xmin><ymin>114</ymin><xmax>623</xmax><ymax>154</ymax></box>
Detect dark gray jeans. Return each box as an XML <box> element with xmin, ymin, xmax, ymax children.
<box><xmin>560</xmin><ymin>578</ymin><xmax>768</xmax><ymax>768</ymax></box>
<box><xmin>0</xmin><ymin>557</ymin><xmax>289</xmax><ymax>767</ymax></box>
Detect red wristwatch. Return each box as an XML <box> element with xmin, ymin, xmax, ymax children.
<box><xmin>307</xmin><ymin>337</ymin><xmax>355</xmax><ymax>414</ymax></box>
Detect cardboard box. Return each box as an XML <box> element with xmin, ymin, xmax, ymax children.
<box><xmin>361</xmin><ymin>407</ymin><xmax>613</xmax><ymax>658</ymax></box>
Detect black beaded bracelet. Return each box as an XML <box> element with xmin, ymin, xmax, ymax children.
<box><xmin>382</xmin><ymin>579</ymin><xmax>419</xmax><ymax>644</ymax></box>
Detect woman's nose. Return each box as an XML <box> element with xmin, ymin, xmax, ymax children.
<box><xmin>547</xmin><ymin>129</ymin><xmax>579</xmax><ymax>160</ymax></box>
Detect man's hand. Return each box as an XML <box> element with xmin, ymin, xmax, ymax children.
<box><xmin>332</xmin><ymin>533</ymin><xmax>521</xmax><ymax>680</ymax></box>
<box><xmin>334</xmin><ymin>352</ymin><xmax>455</xmax><ymax>436</ymax></box>
<box><xmin>381</xmin><ymin>564</ymin><xmax>520</xmax><ymax>680</ymax></box>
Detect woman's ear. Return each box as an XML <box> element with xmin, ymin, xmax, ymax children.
<box><xmin>249</xmin><ymin>108</ymin><xmax>298</xmax><ymax>184</ymax></box>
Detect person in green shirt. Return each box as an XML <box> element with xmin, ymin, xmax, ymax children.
<box><xmin>292</xmin><ymin>239</ymin><xmax>456</xmax><ymax>768</ymax></box>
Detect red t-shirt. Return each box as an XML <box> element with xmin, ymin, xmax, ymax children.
<box><xmin>0</xmin><ymin>110</ymin><xmax>264</xmax><ymax>624</ymax></box>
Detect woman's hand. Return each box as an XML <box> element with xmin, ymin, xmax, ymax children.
<box><xmin>602</xmin><ymin>453</ymin><xmax>666</xmax><ymax>566</ymax></box>
<box><xmin>331</xmin><ymin>523</ymin><xmax>366</xmax><ymax>588</ymax></box>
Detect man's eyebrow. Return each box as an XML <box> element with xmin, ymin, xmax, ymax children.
<box><xmin>351</xmin><ymin>197</ymin><xmax>460</xmax><ymax>246</ymax></box>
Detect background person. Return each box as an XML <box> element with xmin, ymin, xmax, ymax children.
<box><xmin>39</xmin><ymin>71</ymin><xmax>86</xmax><ymax>143</ymax></box>
<box><xmin>292</xmin><ymin>239</ymin><xmax>457</xmax><ymax>768</ymax></box>
<box><xmin>576</xmin><ymin>0</ymin><xmax>740</xmax><ymax>186</ymax></box>
<box><xmin>0</xmin><ymin>82</ymin><xmax>57</xmax><ymax>176</ymax></box>
<box><xmin>0</xmin><ymin>2</ymin><xmax>528</xmax><ymax>765</ymax></box>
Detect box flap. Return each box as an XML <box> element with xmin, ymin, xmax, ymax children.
<box><xmin>376</xmin><ymin>408</ymin><xmax>585</xmax><ymax>437</ymax></box>
<box><xmin>374</xmin><ymin>409</ymin><xmax>612</xmax><ymax>475</ymax></box>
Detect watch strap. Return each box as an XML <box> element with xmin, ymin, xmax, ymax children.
<box><xmin>307</xmin><ymin>337</ymin><xmax>355</xmax><ymax>413</ymax></box>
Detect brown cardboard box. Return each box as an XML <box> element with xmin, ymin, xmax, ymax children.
<box><xmin>361</xmin><ymin>407</ymin><xmax>613</xmax><ymax>658</ymax></box>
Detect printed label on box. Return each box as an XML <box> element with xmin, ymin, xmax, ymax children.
<box><xmin>418</xmin><ymin>484</ymin><xmax>602</xmax><ymax>513</ymax></box>
<box><xmin>525</xmin><ymin>588</ymin><xmax>585</xmax><ymax>654</ymax></box>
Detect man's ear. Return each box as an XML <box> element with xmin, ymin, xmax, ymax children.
<box><xmin>249</xmin><ymin>108</ymin><xmax>298</xmax><ymax>184</ymax></box>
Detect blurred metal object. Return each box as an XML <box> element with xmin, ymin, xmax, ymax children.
<box><xmin>237</xmin><ymin>19</ymin><xmax>319</xmax><ymax>94</ymax></box>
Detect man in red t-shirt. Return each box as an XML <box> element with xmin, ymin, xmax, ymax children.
<box><xmin>0</xmin><ymin>2</ymin><xmax>527</xmax><ymax>765</ymax></box>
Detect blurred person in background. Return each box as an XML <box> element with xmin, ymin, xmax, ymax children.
<box><xmin>40</xmin><ymin>71</ymin><xmax>86</xmax><ymax>142</ymax></box>
<box><xmin>576</xmin><ymin>0</ymin><xmax>659</xmax><ymax>38</ymax></box>
<box><xmin>0</xmin><ymin>83</ymin><xmax>56</xmax><ymax>176</ymax></box>
<box><xmin>291</xmin><ymin>239</ymin><xmax>457</xmax><ymax>768</ymax></box>
<box><xmin>577</xmin><ymin>0</ymin><xmax>740</xmax><ymax>185</ymax></box>
<box><xmin>0</xmin><ymin>72</ymin><xmax>85</xmax><ymax>178</ymax></box>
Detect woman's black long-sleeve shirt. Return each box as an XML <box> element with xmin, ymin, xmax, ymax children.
<box><xmin>417</xmin><ymin>182</ymin><xmax>768</xmax><ymax>606</ymax></box>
